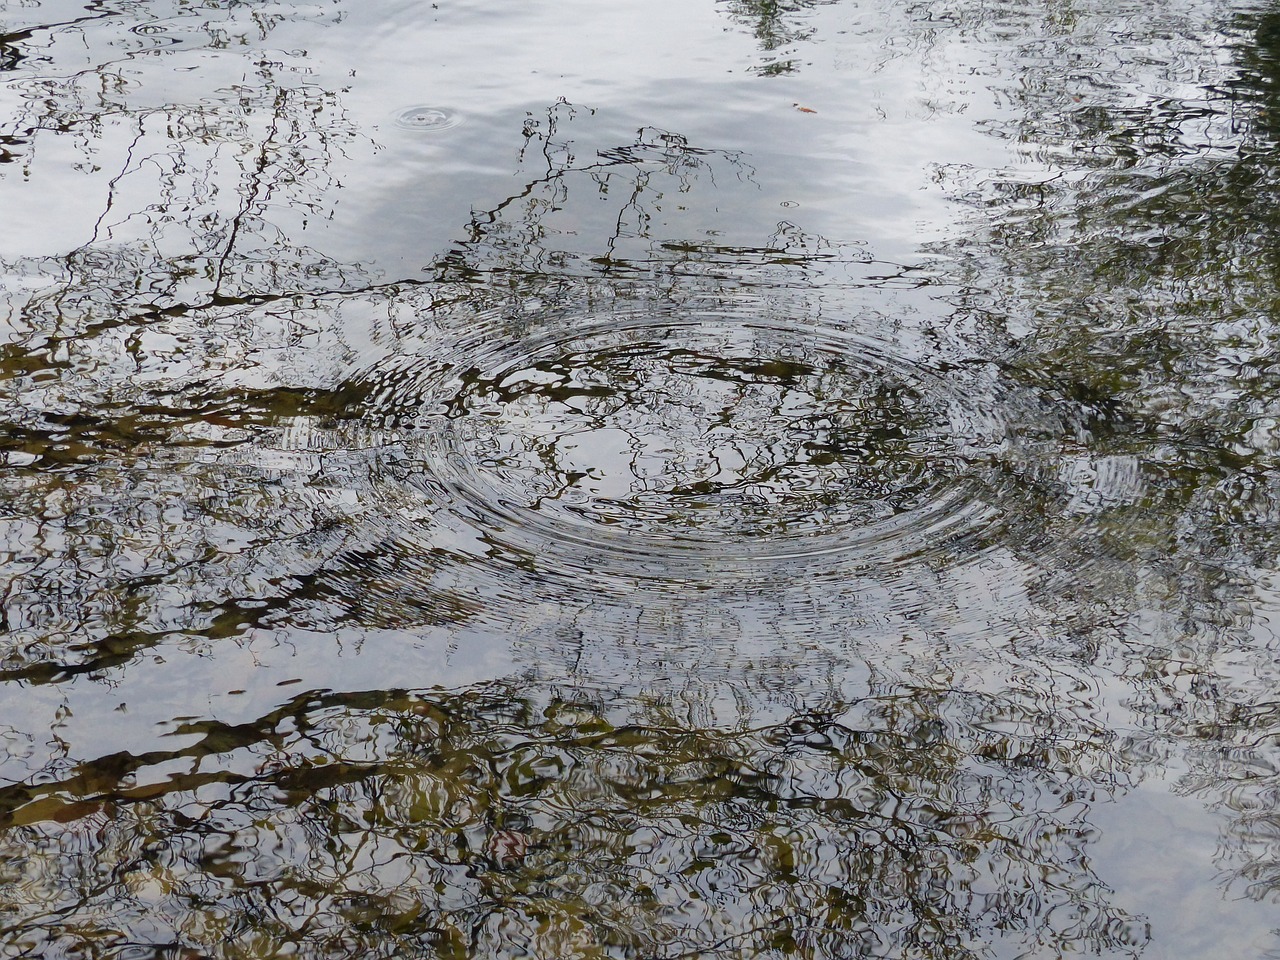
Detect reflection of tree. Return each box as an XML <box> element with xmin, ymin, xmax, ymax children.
<box><xmin>432</xmin><ymin>98</ymin><xmax>880</xmax><ymax>294</ymax></box>
<box><xmin>0</xmin><ymin>88</ymin><xmax>870</xmax><ymax>681</ymax></box>
<box><xmin>926</xmin><ymin>0</ymin><xmax>1280</xmax><ymax>909</ymax></box>
<box><xmin>1162</xmin><ymin>693</ymin><xmax>1280</xmax><ymax>903</ymax></box>
<box><xmin>0</xmin><ymin>27</ymin><xmax>33</xmax><ymax>73</ymax></box>
<box><xmin>0</xmin><ymin>2</ymin><xmax>385</xmax><ymax>683</ymax></box>
<box><xmin>717</xmin><ymin>0</ymin><xmax>843</xmax><ymax>75</ymax></box>
<box><xmin>7</xmin><ymin>80</ymin><xmax>363</xmax><ymax>338</ymax></box>
<box><xmin>0</xmin><ymin>682</ymin><xmax>1148</xmax><ymax>958</ymax></box>
<box><xmin>447</xmin><ymin>337</ymin><xmax>946</xmax><ymax>535</ymax></box>
<box><xmin>0</xmin><ymin>3</ymin><xmax>365</xmax><ymax>351</ymax></box>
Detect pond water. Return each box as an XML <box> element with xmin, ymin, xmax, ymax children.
<box><xmin>2</xmin><ymin>0</ymin><xmax>1280</xmax><ymax>957</ymax></box>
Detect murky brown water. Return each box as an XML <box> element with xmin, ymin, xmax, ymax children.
<box><xmin>2</xmin><ymin>0</ymin><xmax>1280</xmax><ymax>957</ymax></box>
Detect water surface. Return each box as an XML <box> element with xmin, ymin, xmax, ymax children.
<box><xmin>2</xmin><ymin>0</ymin><xmax>1280</xmax><ymax>957</ymax></box>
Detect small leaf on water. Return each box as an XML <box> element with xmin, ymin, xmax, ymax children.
<box><xmin>486</xmin><ymin>828</ymin><xmax>531</xmax><ymax>866</ymax></box>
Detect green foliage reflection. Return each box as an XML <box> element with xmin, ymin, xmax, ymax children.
<box><xmin>0</xmin><ymin>683</ymin><xmax>1147</xmax><ymax>959</ymax></box>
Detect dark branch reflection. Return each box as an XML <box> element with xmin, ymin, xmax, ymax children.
<box><xmin>0</xmin><ymin>683</ymin><xmax>1148</xmax><ymax>959</ymax></box>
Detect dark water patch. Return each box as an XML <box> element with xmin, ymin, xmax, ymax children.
<box><xmin>0</xmin><ymin>29</ymin><xmax>34</xmax><ymax>72</ymax></box>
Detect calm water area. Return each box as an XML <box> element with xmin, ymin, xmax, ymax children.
<box><xmin>3</xmin><ymin>0</ymin><xmax>1280</xmax><ymax>956</ymax></box>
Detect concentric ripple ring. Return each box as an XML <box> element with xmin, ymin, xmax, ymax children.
<box><xmin>393</xmin><ymin>105</ymin><xmax>463</xmax><ymax>132</ymax></box>
<box><xmin>338</xmin><ymin>302</ymin><xmax>1015</xmax><ymax>576</ymax></box>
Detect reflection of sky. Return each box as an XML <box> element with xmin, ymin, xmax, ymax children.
<box><xmin>0</xmin><ymin>0</ymin><xmax>1005</xmax><ymax>275</ymax></box>
<box><xmin>315</xmin><ymin>0</ymin><xmax>1000</xmax><ymax>266</ymax></box>
<box><xmin>2</xmin><ymin>0</ymin><xmax>1250</xmax><ymax>284</ymax></box>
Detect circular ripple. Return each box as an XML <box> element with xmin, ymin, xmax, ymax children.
<box><xmin>393</xmin><ymin>105</ymin><xmax>463</xmax><ymax>132</ymax></box>
<box><xmin>339</xmin><ymin>304</ymin><xmax>1017</xmax><ymax>573</ymax></box>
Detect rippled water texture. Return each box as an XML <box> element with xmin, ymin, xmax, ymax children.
<box><xmin>2</xmin><ymin>0</ymin><xmax>1280</xmax><ymax>957</ymax></box>
<box><xmin>394</xmin><ymin>105</ymin><xmax>463</xmax><ymax>132</ymax></box>
<box><xmin>342</xmin><ymin>301</ymin><xmax>1030</xmax><ymax>566</ymax></box>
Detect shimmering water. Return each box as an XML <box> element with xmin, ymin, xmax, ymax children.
<box><xmin>2</xmin><ymin>0</ymin><xmax>1280</xmax><ymax>957</ymax></box>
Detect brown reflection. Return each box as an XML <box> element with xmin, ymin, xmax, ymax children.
<box><xmin>0</xmin><ymin>683</ymin><xmax>1149</xmax><ymax>958</ymax></box>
